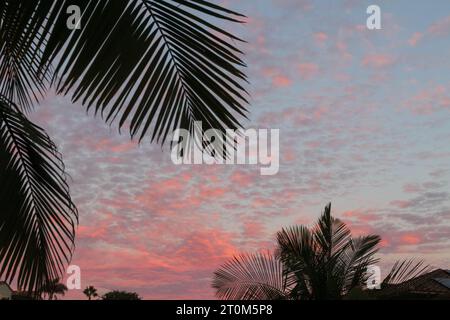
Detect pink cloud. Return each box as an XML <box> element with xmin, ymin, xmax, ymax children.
<box><xmin>198</xmin><ymin>186</ymin><xmax>226</xmax><ymax>198</ymax></box>
<box><xmin>110</xmin><ymin>142</ymin><xmax>135</xmax><ymax>153</ymax></box>
<box><xmin>403</xmin><ymin>85</ymin><xmax>450</xmax><ymax>114</ymax></box>
<box><xmin>77</xmin><ymin>136</ymin><xmax>135</xmax><ymax>153</ymax></box>
<box><xmin>242</xmin><ymin>220</ymin><xmax>265</xmax><ymax>239</ymax></box>
<box><xmin>407</xmin><ymin>16</ymin><xmax>450</xmax><ymax>46</ymax></box>
<box><xmin>362</xmin><ymin>54</ymin><xmax>396</xmax><ymax>69</ymax></box>
<box><xmin>272</xmin><ymin>75</ymin><xmax>292</xmax><ymax>87</ymax></box>
<box><xmin>379</xmin><ymin>239</ymin><xmax>390</xmax><ymax>248</ymax></box>
<box><xmin>273</xmin><ymin>0</ymin><xmax>313</xmax><ymax>11</ymax></box>
<box><xmin>408</xmin><ymin>32</ymin><xmax>423</xmax><ymax>46</ymax></box>
<box><xmin>174</xmin><ymin>229</ymin><xmax>238</xmax><ymax>266</ymax></box>
<box><xmin>78</xmin><ymin>224</ymin><xmax>108</xmax><ymax>240</ymax></box>
<box><xmin>230</xmin><ymin>171</ymin><xmax>255</xmax><ymax>187</ymax></box>
<box><xmin>334</xmin><ymin>72</ymin><xmax>351</xmax><ymax>82</ymax></box>
<box><xmin>69</xmin><ymin>204</ymin><xmax>241</xmax><ymax>299</ymax></box>
<box><xmin>428</xmin><ymin>15</ymin><xmax>450</xmax><ymax>36</ymax></box>
<box><xmin>313</xmin><ymin>32</ymin><xmax>328</xmax><ymax>44</ymax></box>
<box><xmin>390</xmin><ymin>200</ymin><xmax>412</xmax><ymax>209</ymax></box>
<box><xmin>345</xmin><ymin>222</ymin><xmax>374</xmax><ymax>237</ymax></box>
<box><xmin>251</xmin><ymin>197</ymin><xmax>274</xmax><ymax>208</ymax></box>
<box><xmin>400</xmin><ymin>234</ymin><xmax>422</xmax><ymax>245</ymax></box>
<box><xmin>342</xmin><ymin>210</ymin><xmax>380</xmax><ymax>223</ymax></box>
<box><xmin>262</xmin><ymin>67</ymin><xmax>292</xmax><ymax>87</ymax></box>
<box><xmin>283</xmin><ymin>147</ymin><xmax>296</xmax><ymax>162</ymax></box>
<box><xmin>403</xmin><ymin>183</ymin><xmax>422</xmax><ymax>194</ymax></box>
<box><xmin>335</xmin><ymin>40</ymin><xmax>352</xmax><ymax>61</ymax></box>
<box><xmin>298</xmin><ymin>63</ymin><xmax>319</xmax><ymax>80</ymax></box>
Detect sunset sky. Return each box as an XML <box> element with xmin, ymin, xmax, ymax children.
<box><xmin>30</xmin><ymin>0</ymin><xmax>450</xmax><ymax>299</ymax></box>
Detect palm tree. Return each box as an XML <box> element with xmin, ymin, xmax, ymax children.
<box><xmin>42</xmin><ymin>278</ymin><xmax>68</xmax><ymax>300</ymax></box>
<box><xmin>83</xmin><ymin>285</ymin><xmax>98</xmax><ymax>300</ymax></box>
<box><xmin>0</xmin><ymin>0</ymin><xmax>248</xmax><ymax>294</ymax></box>
<box><xmin>212</xmin><ymin>204</ymin><xmax>431</xmax><ymax>300</ymax></box>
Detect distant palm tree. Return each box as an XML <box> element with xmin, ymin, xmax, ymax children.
<box><xmin>42</xmin><ymin>278</ymin><xmax>68</xmax><ymax>300</ymax></box>
<box><xmin>0</xmin><ymin>0</ymin><xmax>248</xmax><ymax>294</ymax></box>
<box><xmin>212</xmin><ymin>204</ymin><xmax>431</xmax><ymax>300</ymax></box>
<box><xmin>83</xmin><ymin>286</ymin><xmax>99</xmax><ymax>300</ymax></box>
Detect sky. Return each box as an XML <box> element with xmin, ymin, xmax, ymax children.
<box><xmin>29</xmin><ymin>0</ymin><xmax>450</xmax><ymax>299</ymax></box>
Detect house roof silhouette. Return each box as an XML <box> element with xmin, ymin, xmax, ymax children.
<box><xmin>0</xmin><ymin>281</ymin><xmax>13</xmax><ymax>300</ymax></box>
<box><xmin>382</xmin><ymin>269</ymin><xmax>450</xmax><ymax>299</ymax></box>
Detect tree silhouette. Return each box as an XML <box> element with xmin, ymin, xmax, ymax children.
<box><xmin>41</xmin><ymin>278</ymin><xmax>68</xmax><ymax>300</ymax></box>
<box><xmin>102</xmin><ymin>290</ymin><xmax>141</xmax><ymax>300</ymax></box>
<box><xmin>0</xmin><ymin>0</ymin><xmax>248</xmax><ymax>294</ymax></box>
<box><xmin>213</xmin><ymin>204</ymin><xmax>432</xmax><ymax>300</ymax></box>
<box><xmin>83</xmin><ymin>285</ymin><xmax>99</xmax><ymax>300</ymax></box>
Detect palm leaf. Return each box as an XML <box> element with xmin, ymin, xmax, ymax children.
<box><xmin>38</xmin><ymin>0</ymin><xmax>249</xmax><ymax>147</ymax></box>
<box><xmin>212</xmin><ymin>252</ymin><xmax>289</xmax><ymax>300</ymax></box>
<box><xmin>1</xmin><ymin>0</ymin><xmax>248</xmax><ymax>148</ymax></box>
<box><xmin>382</xmin><ymin>259</ymin><xmax>434</xmax><ymax>285</ymax></box>
<box><xmin>314</xmin><ymin>203</ymin><xmax>352</xmax><ymax>259</ymax></box>
<box><xmin>276</xmin><ymin>225</ymin><xmax>316</xmax><ymax>299</ymax></box>
<box><xmin>276</xmin><ymin>205</ymin><xmax>381</xmax><ymax>299</ymax></box>
<box><xmin>276</xmin><ymin>225</ymin><xmax>316</xmax><ymax>270</ymax></box>
<box><xmin>0</xmin><ymin>1</ymin><xmax>56</xmax><ymax>112</ymax></box>
<box><xmin>338</xmin><ymin>235</ymin><xmax>380</xmax><ymax>294</ymax></box>
<box><xmin>0</xmin><ymin>98</ymin><xmax>77</xmax><ymax>293</ymax></box>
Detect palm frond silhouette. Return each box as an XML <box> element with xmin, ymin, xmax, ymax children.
<box><xmin>213</xmin><ymin>204</ymin><xmax>433</xmax><ymax>300</ymax></box>
<box><xmin>213</xmin><ymin>204</ymin><xmax>382</xmax><ymax>300</ymax></box>
<box><xmin>0</xmin><ymin>0</ymin><xmax>248</xmax><ymax>293</ymax></box>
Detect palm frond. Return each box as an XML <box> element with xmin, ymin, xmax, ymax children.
<box><xmin>1</xmin><ymin>0</ymin><xmax>248</xmax><ymax>148</ymax></box>
<box><xmin>0</xmin><ymin>1</ymin><xmax>56</xmax><ymax>111</ymax></box>
<box><xmin>276</xmin><ymin>225</ymin><xmax>316</xmax><ymax>268</ymax></box>
<box><xmin>276</xmin><ymin>205</ymin><xmax>381</xmax><ymax>299</ymax></box>
<box><xmin>348</xmin><ymin>236</ymin><xmax>381</xmax><ymax>265</ymax></box>
<box><xmin>0</xmin><ymin>97</ymin><xmax>77</xmax><ymax>293</ymax></box>
<box><xmin>314</xmin><ymin>203</ymin><xmax>352</xmax><ymax>259</ymax></box>
<box><xmin>276</xmin><ymin>226</ymin><xmax>316</xmax><ymax>299</ymax></box>
<box><xmin>212</xmin><ymin>252</ymin><xmax>289</xmax><ymax>300</ymax></box>
<box><xmin>38</xmin><ymin>0</ymin><xmax>248</xmax><ymax>146</ymax></box>
<box><xmin>382</xmin><ymin>259</ymin><xmax>434</xmax><ymax>285</ymax></box>
<box><xmin>338</xmin><ymin>235</ymin><xmax>381</xmax><ymax>293</ymax></box>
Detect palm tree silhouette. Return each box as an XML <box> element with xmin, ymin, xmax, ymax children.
<box><xmin>0</xmin><ymin>0</ymin><xmax>248</xmax><ymax>294</ymax></box>
<box><xmin>83</xmin><ymin>285</ymin><xmax>98</xmax><ymax>300</ymax></box>
<box><xmin>42</xmin><ymin>278</ymin><xmax>68</xmax><ymax>300</ymax></box>
<box><xmin>212</xmin><ymin>204</ymin><xmax>432</xmax><ymax>300</ymax></box>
